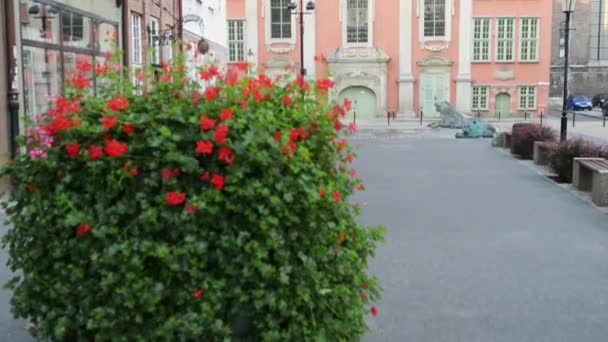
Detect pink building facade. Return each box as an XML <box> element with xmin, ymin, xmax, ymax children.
<box><xmin>227</xmin><ymin>0</ymin><xmax>552</xmax><ymax>119</ymax></box>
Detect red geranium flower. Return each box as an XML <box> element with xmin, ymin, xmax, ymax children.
<box><xmin>335</xmin><ymin>120</ymin><xmax>343</xmax><ymax>132</ymax></box>
<box><xmin>358</xmin><ymin>183</ymin><xmax>365</xmax><ymax>191</ymax></box>
<box><xmin>316</xmin><ymin>78</ymin><xmax>335</xmax><ymax>91</ymax></box>
<box><xmin>344</xmin><ymin>98</ymin><xmax>352</xmax><ymax>111</ymax></box>
<box><xmin>297</xmin><ymin>127</ymin><xmax>309</xmax><ymax>140</ymax></box>
<box><xmin>337</xmin><ymin>140</ymin><xmax>347</xmax><ymax>152</ymax></box>
<box><xmin>346</xmin><ymin>154</ymin><xmax>354</xmax><ymax>163</ymax></box>
<box><xmin>334</xmin><ymin>104</ymin><xmax>346</xmax><ymax>117</ymax></box>
<box><xmin>166</xmin><ymin>192</ymin><xmax>186</xmax><ymax>206</ymax></box>
<box><xmin>361</xmin><ymin>283</ymin><xmax>368</xmax><ymax>290</ymax></box>
<box><xmin>289</xmin><ymin>129</ymin><xmax>299</xmax><ymax>142</ymax></box>
<box><xmin>200</xmin><ymin>115</ymin><xmax>217</xmax><ymax>132</ymax></box>
<box><xmin>218</xmin><ymin>146</ymin><xmax>235</xmax><ymax>165</ymax></box>
<box><xmin>77</xmin><ymin>59</ymin><xmax>92</xmax><ymax>72</ymax></box>
<box><xmin>77</xmin><ymin>223</ymin><xmax>92</xmax><ymax>237</ymax></box>
<box><xmin>192</xmin><ymin>91</ymin><xmax>201</xmax><ymax>105</ymax></box>
<box><xmin>333</xmin><ymin>191</ymin><xmax>341</xmax><ymax>203</ymax></box>
<box><xmin>205</xmin><ymin>86</ymin><xmax>220</xmax><ymax>101</ymax></box>
<box><xmin>338</xmin><ymin>232</ymin><xmax>345</xmax><ymax>244</ymax></box>
<box><xmin>105</xmin><ymin>139</ymin><xmax>128</xmax><ymax>157</ymax></box>
<box><xmin>283</xmin><ymin>95</ymin><xmax>292</xmax><ymax>107</ymax></box>
<box><xmin>123</xmin><ymin>123</ymin><xmax>136</xmax><ymax>135</ymax></box>
<box><xmin>350</xmin><ymin>168</ymin><xmax>357</xmax><ymax>178</ymax></box>
<box><xmin>102</xmin><ymin>116</ymin><xmax>118</xmax><ymax>130</ymax></box>
<box><xmin>66</xmin><ymin>143</ymin><xmax>80</xmax><ymax>157</ymax></box>
<box><xmin>95</xmin><ymin>63</ymin><xmax>109</xmax><ymax>75</ymax></box>
<box><xmin>193</xmin><ymin>289</ymin><xmax>204</xmax><ymax>300</ymax></box>
<box><xmin>361</xmin><ymin>293</ymin><xmax>368</xmax><ymax>301</ymax></box>
<box><xmin>89</xmin><ymin>145</ymin><xmax>104</xmax><ymax>160</ymax></box>
<box><xmin>163</xmin><ymin>168</ymin><xmax>181</xmax><ymax>180</ymax></box>
<box><xmin>69</xmin><ymin>73</ymin><xmax>91</xmax><ymax>90</ymax></box>
<box><xmin>195</xmin><ymin>141</ymin><xmax>214</xmax><ymax>155</ymax></box>
<box><xmin>220</xmin><ymin>108</ymin><xmax>234</xmax><ymax>121</ymax></box>
<box><xmin>295</xmin><ymin>75</ymin><xmax>310</xmax><ymax>92</ymax></box>
<box><xmin>211</xmin><ymin>174</ymin><xmax>225</xmax><ymax>190</ymax></box>
<box><xmin>238</xmin><ymin>100</ymin><xmax>248</xmax><ymax>110</ymax></box>
<box><xmin>371</xmin><ymin>306</ymin><xmax>379</xmax><ymax>317</ymax></box>
<box><xmin>107</xmin><ymin>95</ymin><xmax>130</xmax><ymax>111</ymax></box>
<box><xmin>201</xmin><ymin>171</ymin><xmax>210</xmax><ymax>181</ymax></box>
<box><xmin>185</xmin><ymin>203</ymin><xmax>199</xmax><ymax>215</ymax></box>
<box><xmin>288</xmin><ymin>141</ymin><xmax>297</xmax><ymax>153</ymax></box>
<box><xmin>215</xmin><ymin>125</ymin><xmax>229</xmax><ymax>144</ymax></box>
<box><xmin>348</xmin><ymin>122</ymin><xmax>358</xmax><ymax>134</ymax></box>
<box><xmin>236</xmin><ymin>61</ymin><xmax>249</xmax><ymax>72</ymax></box>
<box><xmin>275</xmin><ymin>131</ymin><xmax>283</xmax><ymax>143</ymax></box>
<box><xmin>320</xmin><ymin>189</ymin><xmax>326</xmax><ymax>197</ymax></box>
<box><xmin>26</xmin><ymin>184</ymin><xmax>36</xmax><ymax>193</ymax></box>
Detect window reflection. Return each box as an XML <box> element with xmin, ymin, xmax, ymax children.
<box><xmin>20</xmin><ymin>0</ymin><xmax>60</xmax><ymax>44</ymax></box>
<box><xmin>22</xmin><ymin>46</ymin><xmax>62</xmax><ymax>118</ymax></box>
<box><xmin>61</xmin><ymin>12</ymin><xmax>92</xmax><ymax>49</ymax></box>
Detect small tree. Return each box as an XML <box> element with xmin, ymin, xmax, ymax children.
<box><xmin>1</xmin><ymin>46</ymin><xmax>384</xmax><ymax>340</ymax></box>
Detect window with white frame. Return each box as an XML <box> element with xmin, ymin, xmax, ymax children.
<box><xmin>472</xmin><ymin>18</ymin><xmax>491</xmax><ymax>62</ymax></box>
<box><xmin>520</xmin><ymin>18</ymin><xmax>539</xmax><ymax>62</ymax></box>
<box><xmin>472</xmin><ymin>86</ymin><xmax>489</xmax><ymax>110</ymax></box>
<box><xmin>496</xmin><ymin>18</ymin><xmax>515</xmax><ymax>62</ymax></box>
<box><xmin>228</xmin><ymin>20</ymin><xmax>245</xmax><ymax>62</ymax></box>
<box><xmin>270</xmin><ymin>0</ymin><xmax>292</xmax><ymax>39</ymax></box>
<box><xmin>519</xmin><ymin>86</ymin><xmax>537</xmax><ymax>109</ymax></box>
<box><xmin>131</xmin><ymin>13</ymin><xmax>143</xmax><ymax>65</ymax></box>
<box><xmin>346</xmin><ymin>0</ymin><xmax>369</xmax><ymax>44</ymax></box>
<box><xmin>164</xmin><ymin>26</ymin><xmax>173</xmax><ymax>63</ymax></box>
<box><xmin>149</xmin><ymin>17</ymin><xmax>160</xmax><ymax>65</ymax></box>
<box><xmin>424</xmin><ymin>0</ymin><xmax>446</xmax><ymax>38</ymax></box>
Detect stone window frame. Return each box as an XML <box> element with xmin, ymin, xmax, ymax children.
<box><xmin>228</xmin><ymin>19</ymin><xmax>246</xmax><ymax>63</ymax></box>
<box><xmin>495</xmin><ymin>17</ymin><xmax>516</xmax><ymax>62</ymax></box>
<box><xmin>265</xmin><ymin>0</ymin><xmax>296</xmax><ymax>45</ymax></box>
<box><xmin>418</xmin><ymin>0</ymin><xmax>452</xmax><ymax>43</ymax></box>
<box><xmin>518</xmin><ymin>85</ymin><xmax>537</xmax><ymax>110</ymax></box>
<box><xmin>519</xmin><ymin>17</ymin><xmax>540</xmax><ymax>62</ymax></box>
<box><xmin>342</xmin><ymin>0</ymin><xmax>374</xmax><ymax>48</ymax></box>
<box><xmin>472</xmin><ymin>86</ymin><xmax>490</xmax><ymax>110</ymax></box>
<box><xmin>472</xmin><ymin>18</ymin><xmax>492</xmax><ymax>62</ymax></box>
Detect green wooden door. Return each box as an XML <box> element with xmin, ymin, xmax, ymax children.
<box><xmin>420</xmin><ymin>73</ymin><xmax>449</xmax><ymax>117</ymax></box>
<box><xmin>339</xmin><ymin>87</ymin><xmax>377</xmax><ymax>120</ymax></box>
<box><xmin>495</xmin><ymin>93</ymin><xmax>511</xmax><ymax>118</ymax></box>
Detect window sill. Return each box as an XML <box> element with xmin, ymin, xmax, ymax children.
<box><xmin>518</xmin><ymin>60</ymin><xmax>540</xmax><ymax>64</ymax></box>
<box><xmin>495</xmin><ymin>61</ymin><xmax>515</xmax><ymax>64</ymax></box>
<box><xmin>471</xmin><ymin>61</ymin><xmax>492</xmax><ymax>64</ymax></box>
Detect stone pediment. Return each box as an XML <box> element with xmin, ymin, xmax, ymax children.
<box><xmin>326</xmin><ymin>48</ymin><xmax>390</xmax><ymax>64</ymax></box>
<box><xmin>417</xmin><ymin>55</ymin><xmax>453</xmax><ymax>67</ymax></box>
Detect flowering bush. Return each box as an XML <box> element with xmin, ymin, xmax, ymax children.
<box><xmin>548</xmin><ymin>139</ymin><xmax>608</xmax><ymax>182</ymax></box>
<box><xmin>1</xmin><ymin>48</ymin><xmax>384</xmax><ymax>340</ymax></box>
<box><xmin>510</xmin><ymin>123</ymin><xmax>556</xmax><ymax>159</ymax></box>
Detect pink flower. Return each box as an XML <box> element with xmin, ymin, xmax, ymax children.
<box><xmin>29</xmin><ymin>148</ymin><xmax>47</xmax><ymax>160</ymax></box>
<box><xmin>348</xmin><ymin>122</ymin><xmax>358</xmax><ymax>134</ymax></box>
<box><xmin>371</xmin><ymin>306</ymin><xmax>379</xmax><ymax>317</ymax></box>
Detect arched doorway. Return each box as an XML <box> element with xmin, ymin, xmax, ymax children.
<box><xmin>338</xmin><ymin>86</ymin><xmax>377</xmax><ymax>120</ymax></box>
<box><xmin>495</xmin><ymin>93</ymin><xmax>511</xmax><ymax>118</ymax></box>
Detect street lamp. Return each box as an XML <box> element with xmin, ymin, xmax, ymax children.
<box><xmin>287</xmin><ymin>1</ymin><xmax>315</xmax><ymax>77</ymax></box>
<box><xmin>561</xmin><ymin>0</ymin><xmax>576</xmax><ymax>141</ymax></box>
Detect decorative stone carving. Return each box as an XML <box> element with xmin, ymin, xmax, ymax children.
<box><xmin>420</xmin><ymin>41</ymin><xmax>451</xmax><ymax>52</ymax></box>
<box><xmin>494</xmin><ymin>68</ymin><xmax>515</xmax><ymax>80</ymax></box>
<box><xmin>266</xmin><ymin>44</ymin><xmax>296</xmax><ymax>54</ymax></box>
<box><xmin>327</xmin><ymin>48</ymin><xmax>390</xmax><ymax>117</ymax></box>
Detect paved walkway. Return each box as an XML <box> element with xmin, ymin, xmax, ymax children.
<box><xmin>357</xmin><ymin>131</ymin><xmax>608</xmax><ymax>341</ymax></box>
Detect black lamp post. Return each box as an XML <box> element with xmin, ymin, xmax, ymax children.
<box><xmin>561</xmin><ymin>0</ymin><xmax>576</xmax><ymax>141</ymax></box>
<box><xmin>287</xmin><ymin>0</ymin><xmax>315</xmax><ymax>77</ymax></box>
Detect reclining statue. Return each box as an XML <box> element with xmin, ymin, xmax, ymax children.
<box><xmin>428</xmin><ymin>101</ymin><xmax>495</xmax><ymax>138</ymax></box>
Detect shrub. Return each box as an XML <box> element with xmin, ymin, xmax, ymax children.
<box><xmin>1</xmin><ymin>47</ymin><xmax>384</xmax><ymax>340</ymax></box>
<box><xmin>510</xmin><ymin>123</ymin><xmax>556</xmax><ymax>159</ymax></box>
<box><xmin>548</xmin><ymin>139</ymin><xmax>607</xmax><ymax>182</ymax></box>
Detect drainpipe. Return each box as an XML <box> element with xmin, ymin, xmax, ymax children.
<box><xmin>178</xmin><ymin>0</ymin><xmax>183</xmax><ymax>41</ymax></box>
<box><xmin>122</xmin><ymin>0</ymin><xmax>129</xmax><ymax>67</ymax></box>
<box><xmin>5</xmin><ymin>0</ymin><xmax>19</xmax><ymax>159</ymax></box>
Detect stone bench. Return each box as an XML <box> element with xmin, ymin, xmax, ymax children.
<box><xmin>533</xmin><ymin>141</ymin><xmax>555</xmax><ymax>165</ymax></box>
<box><xmin>573</xmin><ymin>158</ymin><xmax>608</xmax><ymax>206</ymax></box>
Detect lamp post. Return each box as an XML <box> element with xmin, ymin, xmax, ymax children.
<box><xmin>287</xmin><ymin>0</ymin><xmax>315</xmax><ymax>77</ymax></box>
<box><xmin>561</xmin><ymin>0</ymin><xmax>576</xmax><ymax>141</ymax></box>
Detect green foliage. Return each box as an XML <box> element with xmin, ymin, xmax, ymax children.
<box><xmin>1</xmin><ymin>45</ymin><xmax>384</xmax><ymax>341</ymax></box>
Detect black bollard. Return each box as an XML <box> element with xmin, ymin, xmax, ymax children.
<box><xmin>498</xmin><ymin>111</ymin><xmax>501</xmax><ymax>121</ymax></box>
<box><xmin>420</xmin><ymin>110</ymin><xmax>423</xmax><ymax>126</ymax></box>
<box><xmin>387</xmin><ymin>110</ymin><xmax>390</xmax><ymax>126</ymax></box>
<box><xmin>524</xmin><ymin>110</ymin><xmax>527</xmax><ymax>120</ymax></box>
<box><xmin>540</xmin><ymin>110</ymin><xmax>543</xmax><ymax>126</ymax></box>
<box><xmin>572</xmin><ymin>111</ymin><xmax>576</xmax><ymax>127</ymax></box>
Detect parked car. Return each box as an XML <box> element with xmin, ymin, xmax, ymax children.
<box><xmin>567</xmin><ymin>94</ymin><xmax>593</xmax><ymax>111</ymax></box>
<box><xmin>592</xmin><ymin>93</ymin><xmax>608</xmax><ymax>107</ymax></box>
